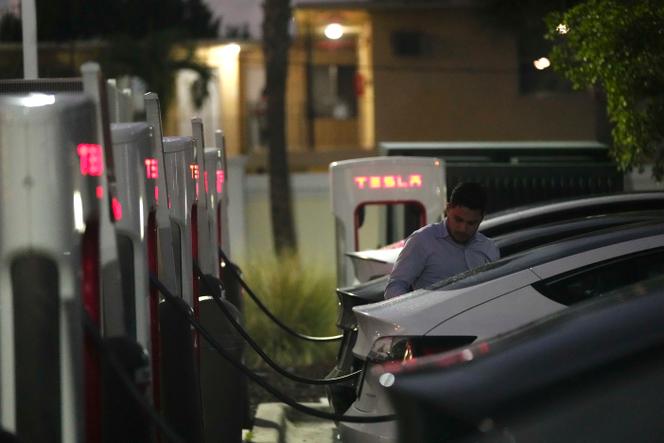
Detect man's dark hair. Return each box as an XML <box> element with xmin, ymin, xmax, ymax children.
<box><xmin>449</xmin><ymin>182</ymin><xmax>488</xmax><ymax>213</ymax></box>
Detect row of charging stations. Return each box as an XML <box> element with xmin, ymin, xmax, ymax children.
<box><xmin>0</xmin><ymin>64</ymin><xmax>241</xmax><ymax>443</ymax></box>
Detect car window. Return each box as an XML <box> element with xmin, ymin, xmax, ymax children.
<box><xmin>534</xmin><ymin>248</ymin><xmax>664</xmax><ymax>306</ymax></box>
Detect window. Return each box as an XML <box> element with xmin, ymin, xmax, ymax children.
<box><xmin>312</xmin><ymin>64</ymin><xmax>357</xmax><ymax>119</ymax></box>
<box><xmin>535</xmin><ymin>248</ymin><xmax>664</xmax><ymax>306</ymax></box>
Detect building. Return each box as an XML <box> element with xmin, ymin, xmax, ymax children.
<box><xmin>186</xmin><ymin>0</ymin><xmax>601</xmax><ymax>172</ymax></box>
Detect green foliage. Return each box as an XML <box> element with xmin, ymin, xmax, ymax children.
<box><xmin>0</xmin><ymin>0</ymin><xmax>219</xmax><ymax>42</ymax></box>
<box><xmin>241</xmin><ymin>253</ymin><xmax>339</xmax><ymax>369</ymax></box>
<box><xmin>546</xmin><ymin>0</ymin><xmax>664</xmax><ymax>179</ymax></box>
<box><xmin>0</xmin><ymin>0</ymin><xmax>218</xmax><ymax>114</ymax></box>
<box><xmin>100</xmin><ymin>29</ymin><xmax>213</xmax><ymax>116</ymax></box>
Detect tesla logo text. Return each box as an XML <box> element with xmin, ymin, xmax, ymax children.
<box><xmin>77</xmin><ymin>143</ymin><xmax>104</xmax><ymax>177</ymax></box>
<box><xmin>353</xmin><ymin>174</ymin><xmax>423</xmax><ymax>190</ymax></box>
<box><xmin>144</xmin><ymin>158</ymin><xmax>158</xmax><ymax>179</ymax></box>
<box><xmin>216</xmin><ymin>170</ymin><xmax>225</xmax><ymax>193</ymax></box>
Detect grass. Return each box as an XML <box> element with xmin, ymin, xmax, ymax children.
<box><xmin>240</xmin><ymin>252</ymin><xmax>340</xmax><ymax>370</ymax></box>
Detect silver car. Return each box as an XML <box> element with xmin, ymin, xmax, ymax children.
<box><xmin>338</xmin><ymin>221</ymin><xmax>664</xmax><ymax>443</ymax></box>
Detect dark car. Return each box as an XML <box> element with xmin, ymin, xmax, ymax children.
<box><xmin>384</xmin><ymin>275</ymin><xmax>664</xmax><ymax>443</ymax></box>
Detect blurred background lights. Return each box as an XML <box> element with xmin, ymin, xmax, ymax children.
<box><xmin>533</xmin><ymin>57</ymin><xmax>551</xmax><ymax>70</ymax></box>
<box><xmin>22</xmin><ymin>93</ymin><xmax>55</xmax><ymax>107</ymax></box>
<box><xmin>556</xmin><ymin>23</ymin><xmax>569</xmax><ymax>34</ymax></box>
<box><xmin>221</xmin><ymin>42</ymin><xmax>241</xmax><ymax>57</ymax></box>
<box><xmin>324</xmin><ymin>23</ymin><xmax>344</xmax><ymax>40</ymax></box>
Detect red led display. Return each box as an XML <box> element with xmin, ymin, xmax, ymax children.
<box><xmin>77</xmin><ymin>143</ymin><xmax>104</xmax><ymax>177</ymax></box>
<box><xmin>111</xmin><ymin>197</ymin><xmax>123</xmax><ymax>221</ymax></box>
<box><xmin>204</xmin><ymin>171</ymin><xmax>209</xmax><ymax>194</ymax></box>
<box><xmin>354</xmin><ymin>174</ymin><xmax>423</xmax><ymax>190</ymax></box>
<box><xmin>96</xmin><ymin>185</ymin><xmax>104</xmax><ymax>200</ymax></box>
<box><xmin>189</xmin><ymin>164</ymin><xmax>200</xmax><ymax>180</ymax></box>
<box><xmin>216</xmin><ymin>170</ymin><xmax>225</xmax><ymax>194</ymax></box>
<box><xmin>144</xmin><ymin>158</ymin><xmax>158</xmax><ymax>179</ymax></box>
<box><xmin>154</xmin><ymin>186</ymin><xmax>159</xmax><ymax>204</ymax></box>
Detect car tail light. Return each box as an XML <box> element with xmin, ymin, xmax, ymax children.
<box><xmin>368</xmin><ymin>336</ymin><xmax>476</xmax><ymax>365</ymax></box>
<box><xmin>82</xmin><ymin>218</ymin><xmax>102</xmax><ymax>443</ymax></box>
<box><xmin>146</xmin><ymin>210</ymin><xmax>161</xmax><ymax>411</ymax></box>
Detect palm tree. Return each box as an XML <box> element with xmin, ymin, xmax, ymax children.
<box><xmin>262</xmin><ymin>0</ymin><xmax>298</xmax><ymax>254</ymax></box>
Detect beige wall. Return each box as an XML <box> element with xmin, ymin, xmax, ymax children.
<box><xmin>370</xmin><ymin>8</ymin><xmax>597</xmax><ymax>142</ymax></box>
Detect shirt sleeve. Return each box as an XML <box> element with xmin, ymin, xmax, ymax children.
<box><xmin>384</xmin><ymin>233</ymin><xmax>428</xmax><ymax>299</ymax></box>
<box><xmin>489</xmin><ymin>239</ymin><xmax>500</xmax><ymax>261</ymax></box>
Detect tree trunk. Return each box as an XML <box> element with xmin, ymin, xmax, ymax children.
<box><xmin>262</xmin><ymin>0</ymin><xmax>298</xmax><ymax>254</ymax></box>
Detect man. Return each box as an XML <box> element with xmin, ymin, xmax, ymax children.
<box><xmin>384</xmin><ymin>182</ymin><xmax>499</xmax><ymax>299</ymax></box>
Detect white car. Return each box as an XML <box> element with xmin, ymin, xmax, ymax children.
<box><xmin>346</xmin><ymin>191</ymin><xmax>664</xmax><ymax>283</ymax></box>
<box><xmin>338</xmin><ymin>221</ymin><xmax>664</xmax><ymax>443</ymax></box>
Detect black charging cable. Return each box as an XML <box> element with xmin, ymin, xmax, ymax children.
<box><xmin>150</xmin><ymin>274</ymin><xmax>396</xmax><ymax>423</ymax></box>
<box><xmin>218</xmin><ymin>247</ymin><xmax>343</xmax><ymax>342</ymax></box>
<box><xmin>193</xmin><ymin>263</ymin><xmax>361</xmax><ymax>385</ymax></box>
<box><xmin>81</xmin><ymin>309</ymin><xmax>186</xmax><ymax>443</ymax></box>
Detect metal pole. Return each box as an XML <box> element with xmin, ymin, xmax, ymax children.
<box><xmin>21</xmin><ymin>0</ymin><xmax>38</xmax><ymax>79</ymax></box>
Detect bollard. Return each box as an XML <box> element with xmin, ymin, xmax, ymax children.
<box><xmin>101</xmin><ymin>336</ymin><xmax>152</xmax><ymax>443</ymax></box>
<box><xmin>200</xmin><ymin>291</ymin><xmax>246</xmax><ymax>443</ymax></box>
<box><xmin>220</xmin><ymin>263</ymin><xmax>243</xmax><ymax>312</ymax></box>
<box><xmin>160</xmin><ymin>298</ymin><xmax>205</xmax><ymax>443</ymax></box>
<box><xmin>219</xmin><ymin>262</ymin><xmax>252</xmax><ymax>428</ymax></box>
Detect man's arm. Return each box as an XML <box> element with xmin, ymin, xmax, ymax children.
<box><xmin>384</xmin><ymin>234</ymin><xmax>428</xmax><ymax>299</ymax></box>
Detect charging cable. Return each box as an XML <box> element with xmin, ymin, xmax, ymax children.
<box><xmin>218</xmin><ymin>247</ymin><xmax>342</xmax><ymax>342</ymax></box>
<box><xmin>150</xmin><ymin>274</ymin><xmax>396</xmax><ymax>423</ymax></box>
<box><xmin>82</xmin><ymin>309</ymin><xmax>186</xmax><ymax>443</ymax></box>
<box><xmin>194</xmin><ymin>263</ymin><xmax>360</xmax><ymax>385</ymax></box>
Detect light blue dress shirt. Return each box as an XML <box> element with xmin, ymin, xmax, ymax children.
<box><xmin>384</xmin><ymin>221</ymin><xmax>499</xmax><ymax>299</ymax></box>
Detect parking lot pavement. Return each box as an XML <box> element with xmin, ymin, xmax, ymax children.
<box><xmin>247</xmin><ymin>399</ymin><xmax>339</xmax><ymax>443</ymax></box>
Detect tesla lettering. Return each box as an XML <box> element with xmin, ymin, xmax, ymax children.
<box><xmin>144</xmin><ymin>158</ymin><xmax>159</xmax><ymax>179</ymax></box>
<box><xmin>354</xmin><ymin>174</ymin><xmax>423</xmax><ymax>190</ymax></box>
<box><xmin>189</xmin><ymin>164</ymin><xmax>200</xmax><ymax>180</ymax></box>
<box><xmin>77</xmin><ymin>143</ymin><xmax>104</xmax><ymax>176</ymax></box>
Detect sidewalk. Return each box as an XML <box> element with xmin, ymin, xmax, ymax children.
<box><xmin>246</xmin><ymin>399</ymin><xmax>339</xmax><ymax>443</ymax></box>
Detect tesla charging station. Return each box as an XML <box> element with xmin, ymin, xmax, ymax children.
<box><xmin>204</xmin><ymin>141</ymin><xmax>224</xmax><ymax>279</ymax></box>
<box><xmin>162</xmin><ymin>136</ymin><xmax>197</xmax><ymax>308</ymax></box>
<box><xmin>110</xmin><ymin>122</ymin><xmax>154</xmax><ymax>355</ymax></box>
<box><xmin>214</xmin><ymin>130</ymin><xmax>231</xmax><ymax>260</ymax></box>
<box><xmin>330</xmin><ymin>157</ymin><xmax>446</xmax><ymax>287</ymax></box>
<box><xmin>0</xmin><ymin>93</ymin><xmax>100</xmax><ymax>441</ymax></box>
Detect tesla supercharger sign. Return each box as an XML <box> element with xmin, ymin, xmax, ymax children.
<box><xmin>330</xmin><ymin>156</ymin><xmax>446</xmax><ymax>288</ymax></box>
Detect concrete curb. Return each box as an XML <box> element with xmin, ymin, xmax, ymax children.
<box><xmin>247</xmin><ymin>399</ymin><xmax>338</xmax><ymax>443</ymax></box>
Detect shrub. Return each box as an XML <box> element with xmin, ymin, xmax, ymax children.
<box><xmin>239</xmin><ymin>252</ymin><xmax>340</xmax><ymax>369</ymax></box>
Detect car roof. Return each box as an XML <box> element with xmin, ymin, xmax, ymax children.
<box><xmin>480</xmin><ymin>191</ymin><xmax>664</xmax><ymax>237</ymax></box>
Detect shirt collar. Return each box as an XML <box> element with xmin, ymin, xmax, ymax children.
<box><xmin>438</xmin><ymin>219</ymin><xmax>480</xmax><ymax>245</ymax></box>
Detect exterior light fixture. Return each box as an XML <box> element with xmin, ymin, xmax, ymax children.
<box><xmin>533</xmin><ymin>57</ymin><xmax>551</xmax><ymax>70</ymax></box>
<box><xmin>556</xmin><ymin>23</ymin><xmax>569</xmax><ymax>34</ymax></box>
<box><xmin>324</xmin><ymin>23</ymin><xmax>344</xmax><ymax>40</ymax></box>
